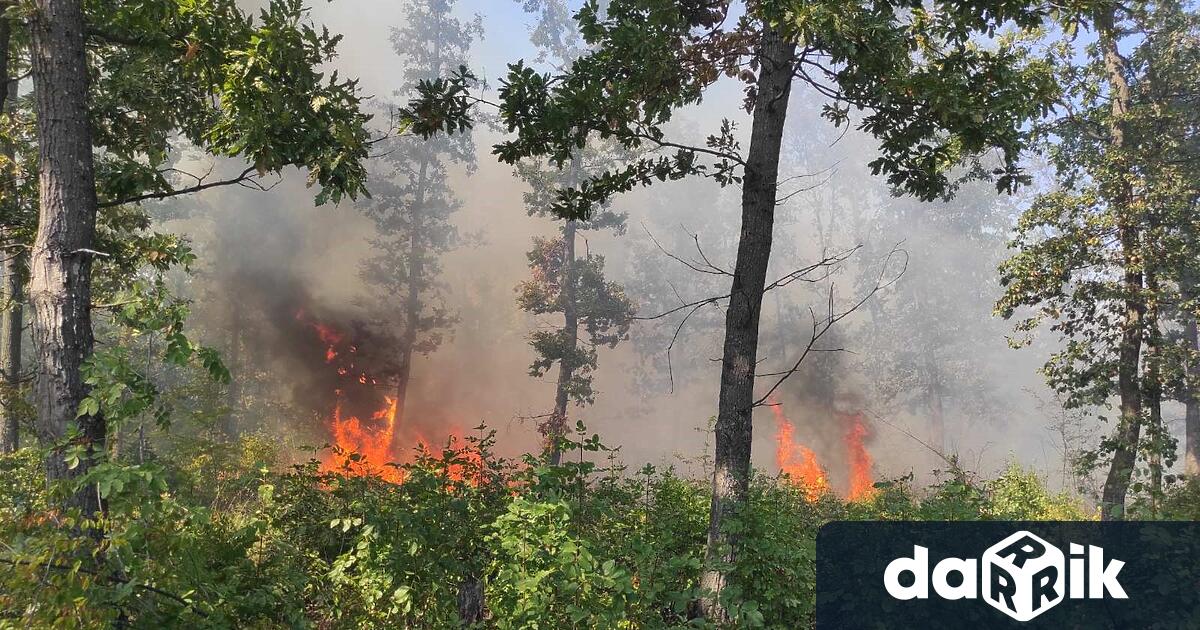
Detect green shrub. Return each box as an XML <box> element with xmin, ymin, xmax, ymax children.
<box><xmin>0</xmin><ymin>432</ymin><xmax>1126</xmax><ymax>628</ymax></box>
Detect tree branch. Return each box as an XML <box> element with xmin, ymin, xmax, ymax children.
<box><xmin>99</xmin><ymin>166</ymin><xmax>268</xmax><ymax>207</ymax></box>
<box><xmin>0</xmin><ymin>557</ymin><xmax>209</xmax><ymax>618</ymax></box>
<box><xmin>754</xmin><ymin>245</ymin><xmax>908</xmax><ymax>405</ymax></box>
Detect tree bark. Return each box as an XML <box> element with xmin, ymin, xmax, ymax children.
<box><xmin>1097</xmin><ymin>7</ymin><xmax>1143</xmax><ymax>521</ymax></box>
<box><xmin>697</xmin><ymin>26</ymin><xmax>794</xmax><ymax>620</ymax></box>
<box><xmin>457</xmin><ymin>575</ymin><xmax>485</xmax><ymax>624</ymax></box>
<box><xmin>548</xmin><ymin>217</ymin><xmax>577</xmax><ymax>466</ymax></box>
<box><xmin>1184</xmin><ymin>269</ymin><xmax>1200</xmax><ymax>478</ymax></box>
<box><xmin>0</xmin><ymin>248</ymin><xmax>22</xmax><ymax>453</ymax></box>
<box><xmin>922</xmin><ymin>340</ymin><xmax>947</xmax><ymax>455</ymax></box>
<box><xmin>547</xmin><ymin>151</ymin><xmax>583</xmax><ymax>466</ymax></box>
<box><xmin>29</xmin><ymin>0</ymin><xmax>104</xmax><ymax>517</ymax></box>
<box><xmin>1144</xmin><ymin>267</ymin><xmax>1162</xmax><ymax>512</ymax></box>
<box><xmin>0</xmin><ymin>11</ymin><xmax>22</xmax><ymax>454</ymax></box>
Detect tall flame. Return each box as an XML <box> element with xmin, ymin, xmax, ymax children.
<box><xmin>323</xmin><ymin>396</ymin><xmax>405</xmax><ymax>483</ymax></box>
<box><xmin>771</xmin><ymin>397</ymin><xmax>875</xmax><ymax>501</ymax></box>
<box><xmin>842</xmin><ymin>411</ymin><xmax>875</xmax><ymax>501</ymax></box>
<box><xmin>770</xmin><ymin>396</ymin><xmax>830</xmax><ymax>500</ymax></box>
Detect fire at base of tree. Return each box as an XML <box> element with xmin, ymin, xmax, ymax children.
<box><xmin>0</xmin><ymin>0</ymin><xmax>1198</xmax><ymax>627</ymax></box>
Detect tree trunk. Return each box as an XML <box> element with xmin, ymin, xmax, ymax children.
<box><xmin>457</xmin><ymin>575</ymin><xmax>485</xmax><ymax>624</ymax></box>
<box><xmin>0</xmin><ymin>13</ymin><xmax>22</xmax><ymax>454</ymax></box>
<box><xmin>922</xmin><ymin>344</ymin><xmax>947</xmax><ymax>455</ymax></box>
<box><xmin>697</xmin><ymin>26</ymin><xmax>795</xmax><ymax>620</ymax></box>
<box><xmin>223</xmin><ymin>299</ymin><xmax>241</xmax><ymax>438</ymax></box>
<box><xmin>0</xmin><ymin>249</ymin><xmax>22</xmax><ymax>453</ymax></box>
<box><xmin>1097</xmin><ymin>8</ymin><xmax>1143</xmax><ymax>521</ymax></box>
<box><xmin>1184</xmin><ymin>269</ymin><xmax>1200</xmax><ymax>478</ymax></box>
<box><xmin>1144</xmin><ymin>267</ymin><xmax>1162</xmax><ymax>513</ymax></box>
<box><xmin>928</xmin><ymin>382</ymin><xmax>946</xmax><ymax>456</ymax></box>
<box><xmin>394</xmin><ymin>158</ymin><xmax>429</xmax><ymax>428</ymax></box>
<box><xmin>29</xmin><ymin>0</ymin><xmax>104</xmax><ymax>517</ymax></box>
<box><xmin>548</xmin><ymin>218</ymin><xmax>577</xmax><ymax>466</ymax></box>
<box><xmin>774</xmin><ymin>288</ymin><xmax>788</xmax><ymax>360</ymax></box>
<box><xmin>547</xmin><ymin>151</ymin><xmax>583</xmax><ymax>466</ymax></box>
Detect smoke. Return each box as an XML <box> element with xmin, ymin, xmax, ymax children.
<box><xmin>156</xmin><ymin>0</ymin><xmax>1092</xmax><ymax>489</ymax></box>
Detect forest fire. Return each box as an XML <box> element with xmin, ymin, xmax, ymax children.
<box><xmin>771</xmin><ymin>398</ymin><xmax>830</xmax><ymax>499</ymax></box>
<box><xmin>294</xmin><ymin>310</ymin><xmax>475</xmax><ymax>484</ymax></box>
<box><xmin>841</xmin><ymin>411</ymin><xmax>875</xmax><ymax>501</ymax></box>
<box><xmin>770</xmin><ymin>397</ymin><xmax>874</xmax><ymax>501</ymax></box>
<box><xmin>325</xmin><ymin>396</ymin><xmax>405</xmax><ymax>483</ymax></box>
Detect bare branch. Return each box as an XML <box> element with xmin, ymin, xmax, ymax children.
<box><xmin>641</xmin><ymin>223</ymin><xmax>730</xmax><ymax>277</ymax></box>
<box><xmin>863</xmin><ymin>408</ymin><xmax>961</xmax><ymax>471</ymax></box>
<box><xmin>754</xmin><ymin>245</ymin><xmax>908</xmax><ymax>405</ymax></box>
<box><xmin>98</xmin><ymin>166</ymin><xmax>270</xmax><ymax>207</ymax></box>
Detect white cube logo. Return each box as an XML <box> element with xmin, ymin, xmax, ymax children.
<box><xmin>982</xmin><ymin>531</ymin><xmax>1065</xmax><ymax>621</ymax></box>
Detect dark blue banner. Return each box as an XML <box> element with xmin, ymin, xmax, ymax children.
<box><xmin>816</xmin><ymin>521</ymin><xmax>1200</xmax><ymax>629</ymax></box>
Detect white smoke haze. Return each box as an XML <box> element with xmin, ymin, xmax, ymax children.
<box><xmin>155</xmin><ymin>0</ymin><xmax>1132</xmax><ymax>495</ymax></box>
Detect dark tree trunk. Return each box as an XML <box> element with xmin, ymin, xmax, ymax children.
<box><xmin>29</xmin><ymin>0</ymin><xmax>104</xmax><ymax>517</ymax></box>
<box><xmin>457</xmin><ymin>575</ymin><xmax>485</xmax><ymax>624</ymax></box>
<box><xmin>547</xmin><ymin>152</ymin><xmax>583</xmax><ymax>466</ymax></box>
<box><xmin>0</xmin><ymin>13</ymin><xmax>22</xmax><ymax>454</ymax></box>
<box><xmin>548</xmin><ymin>217</ymin><xmax>577</xmax><ymax>466</ymax></box>
<box><xmin>1144</xmin><ymin>268</ymin><xmax>1162</xmax><ymax>512</ymax></box>
<box><xmin>0</xmin><ymin>249</ymin><xmax>22</xmax><ymax>453</ymax></box>
<box><xmin>697</xmin><ymin>26</ymin><xmax>795</xmax><ymax>620</ymax></box>
<box><xmin>1184</xmin><ymin>270</ymin><xmax>1200</xmax><ymax>478</ymax></box>
<box><xmin>1097</xmin><ymin>8</ymin><xmax>1143</xmax><ymax>521</ymax></box>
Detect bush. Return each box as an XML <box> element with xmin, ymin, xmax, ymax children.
<box><xmin>0</xmin><ymin>434</ymin><xmax>1114</xmax><ymax>628</ymax></box>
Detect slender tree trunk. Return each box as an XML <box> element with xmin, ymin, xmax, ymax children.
<box><xmin>223</xmin><ymin>300</ymin><xmax>241</xmax><ymax>438</ymax></box>
<box><xmin>29</xmin><ymin>0</ymin><xmax>104</xmax><ymax>517</ymax></box>
<box><xmin>928</xmin><ymin>381</ymin><xmax>946</xmax><ymax>455</ymax></box>
<box><xmin>697</xmin><ymin>26</ymin><xmax>795</xmax><ymax>620</ymax></box>
<box><xmin>547</xmin><ymin>152</ymin><xmax>583</xmax><ymax>466</ymax></box>
<box><xmin>1144</xmin><ymin>267</ymin><xmax>1162</xmax><ymax>512</ymax></box>
<box><xmin>1184</xmin><ymin>270</ymin><xmax>1200</xmax><ymax>478</ymax></box>
<box><xmin>0</xmin><ymin>13</ymin><xmax>22</xmax><ymax>454</ymax></box>
<box><xmin>0</xmin><ymin>249</ymin><xmax>22</xmax><ymax>453</ymax></box>
<box><xmin>922</xmin><ymin>344</ymin><xmax>947</xmax><ymax>455</ymax></box>
<box><xmin>548</xmin><ymin>218</ymin><xmax>577</xmax><ymax>466</ymax></box>
<box><xmin>774</xmin><ymin>289</ymin><xmax>788</xmax><ymax>360</ymax></box>
<box><xmin>394</xmin><ymin>158</ymin><xmax>429</xmax><ymax>427</ymax></box>
<box><xmin>1097</xmin><ymin>8</ymin><xmax>1143</xmax><ymax>521</ymax></box>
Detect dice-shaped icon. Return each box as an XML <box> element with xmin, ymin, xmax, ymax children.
<box><xmin>981</xmin><ymin>531</ymin><xmax>1064</xmax><ymax>621</ymax></box>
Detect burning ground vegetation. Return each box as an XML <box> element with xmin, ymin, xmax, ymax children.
<box><xmin>297</xmin><ymin>304</ymin><xmax>877</xmax><ymax>501</ymax></box>
<box><xmin>0</xmin><ymin>288</ymin><xmax>1127</xmax><ymax>628</ymax></box>
<box><xmin>5</xmin><ymin>0</ymin><xmax>1200</xmax><ymax>626</ymax></box>
<box><xmin>0</xmin><ymin>303</ymin><xmax>1195</xmax><ymax>627</ymax></box>
<box><xmin>4</xmin><ymin>412</ymin><xmax>1169</xmax><ymax>628</ymax></box>
<box><xmin>302</xmin><ymin>305</ymin><xmax>877</xmax><ymax>499</ymax></box>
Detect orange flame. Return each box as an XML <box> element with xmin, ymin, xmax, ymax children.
<box><xmin>319</xmin><ymin>398</ymin><xmax>483</xmax><ymax>485</ymax></box>
<box><xmin>842</xmin><ymin>411</ymin><xmax>875</xmax><ymax>501</ymax></box>
<box><xmin>771</xmin><ymin>397</ymin><xmax>875</xmax><ymax>501</ymax></box>
<box><xmin>770</xmin><ymin>396</ymin><xmax>830</xmax><ymax>500</ymax></box>
<box><xmin>322</xmin><ymin>396</ymin><xmax>405</xmax><ymax>483</ymax></box>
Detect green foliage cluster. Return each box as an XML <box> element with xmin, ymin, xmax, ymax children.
<box><xmin>0</xmin><ymin>427</ymin><xmax>1108</xmax><ymax>629</ymax></box>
